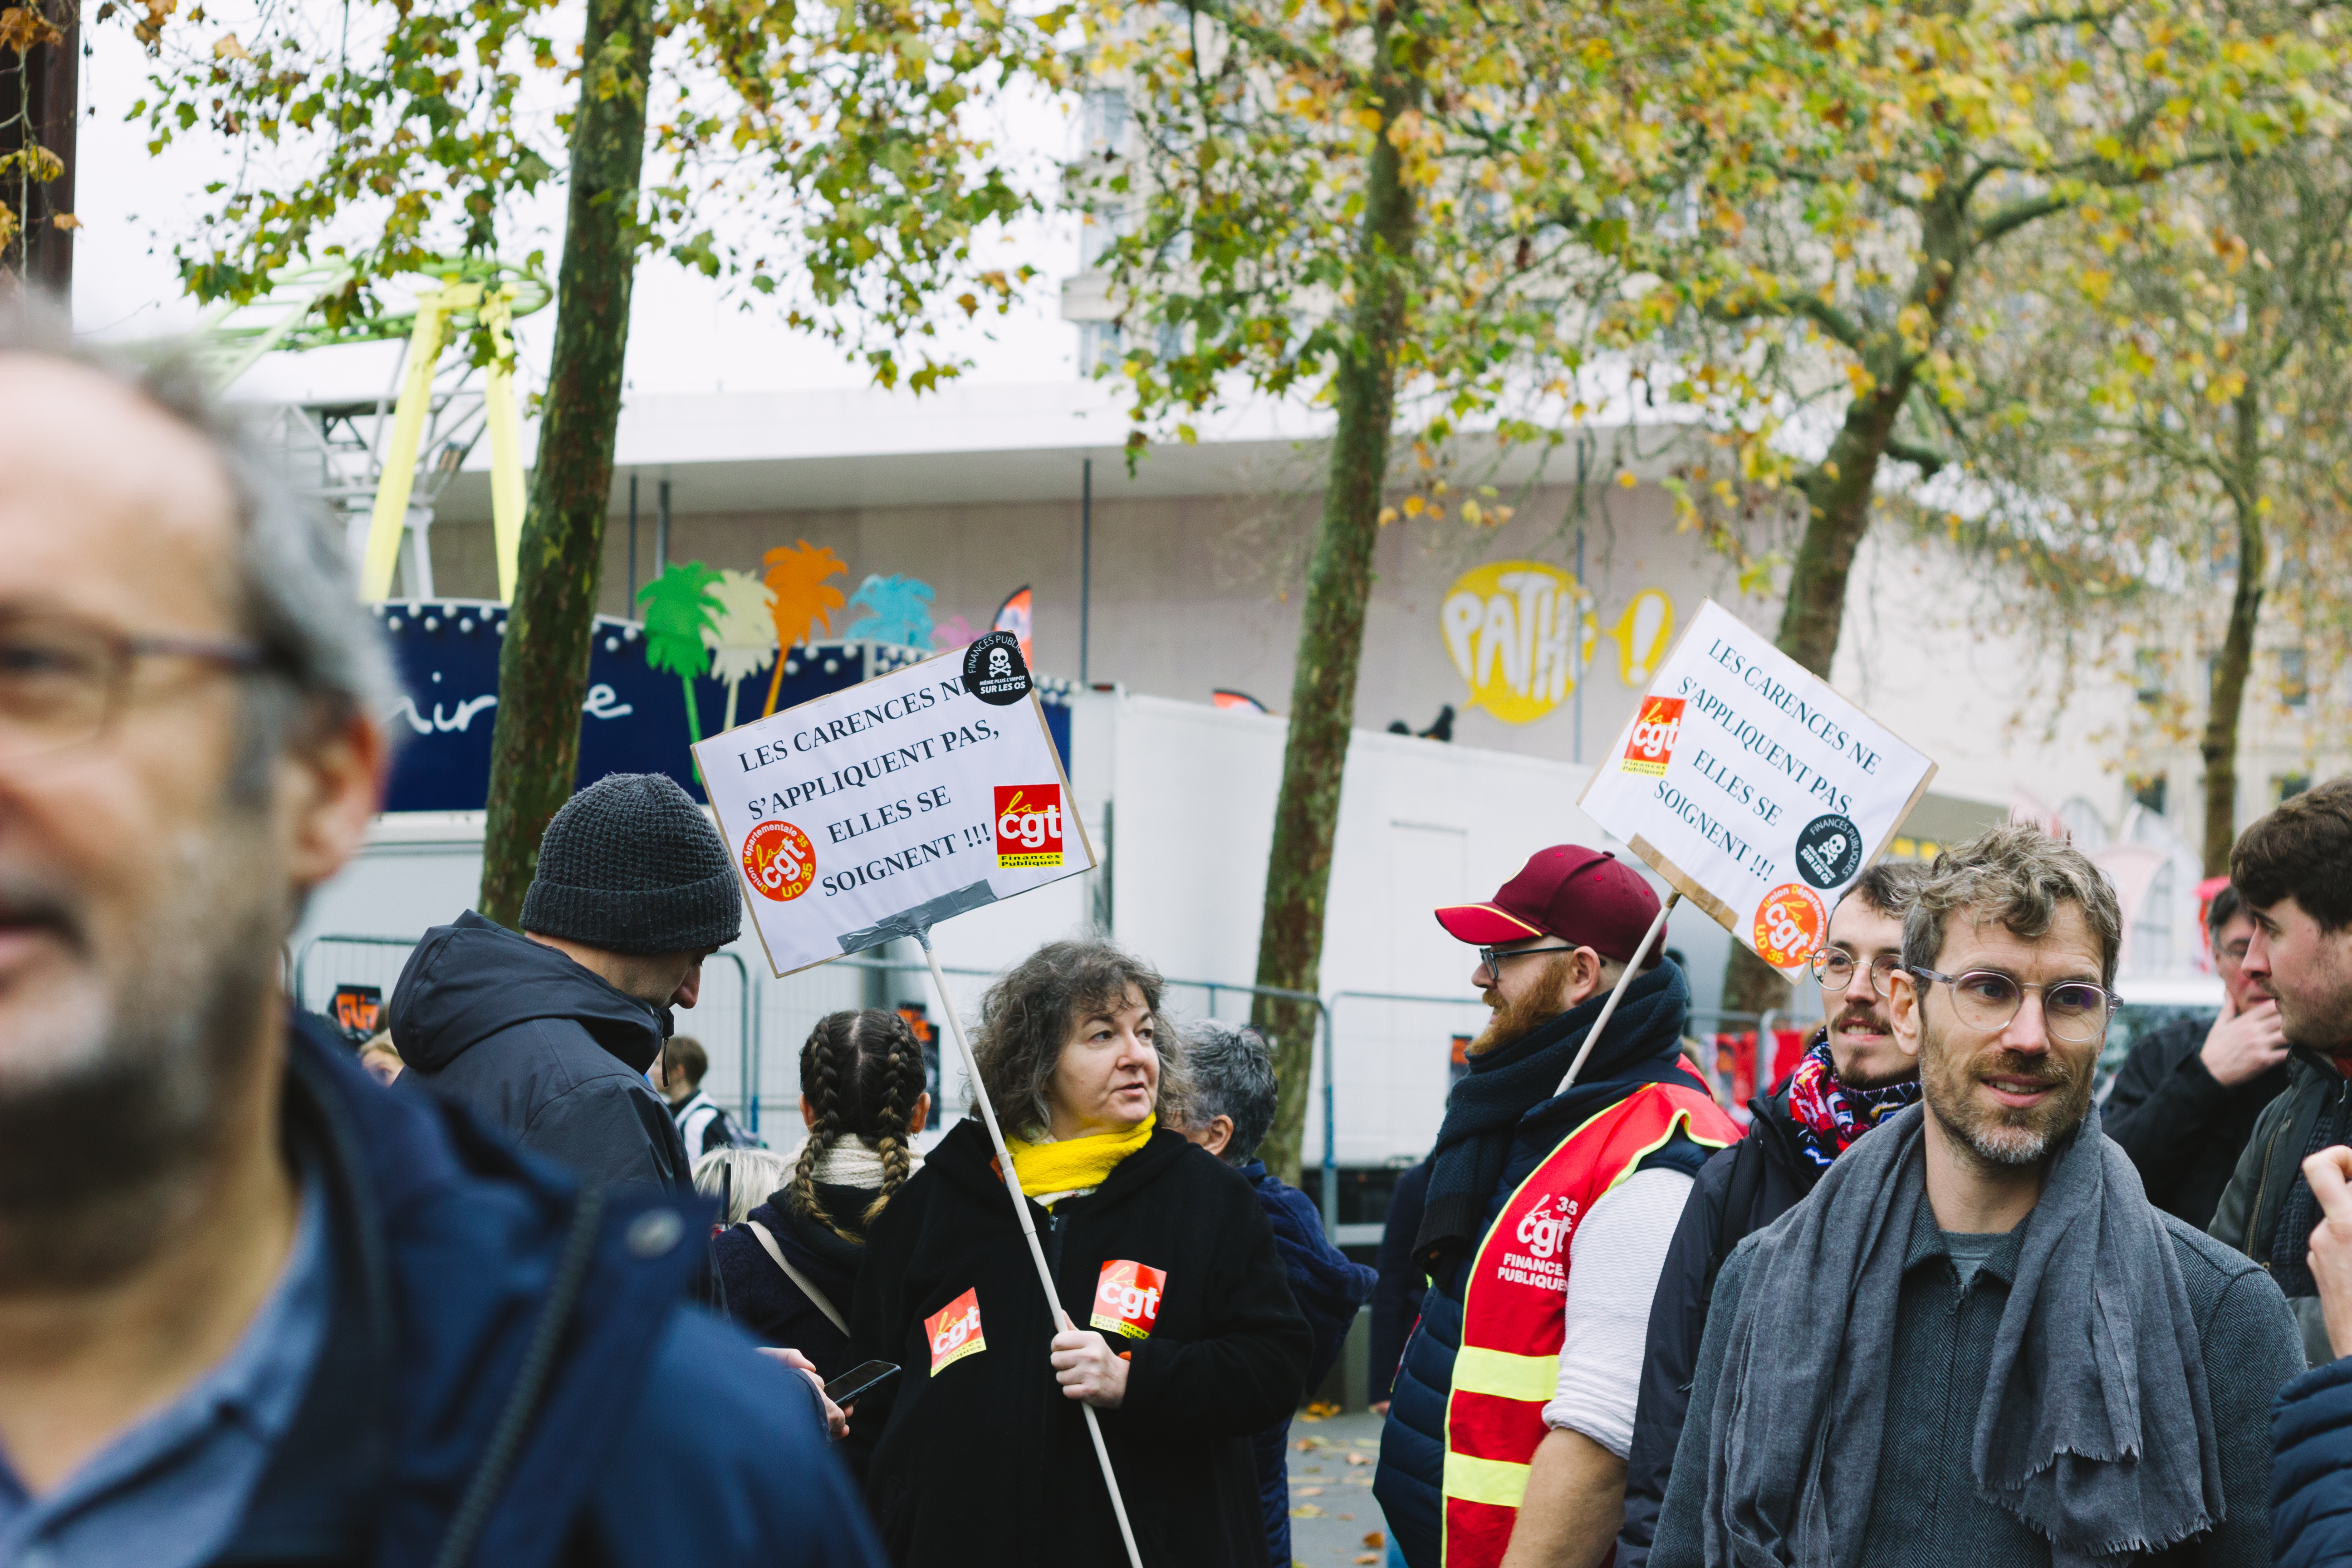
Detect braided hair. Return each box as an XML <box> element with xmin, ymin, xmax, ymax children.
<box><xmin>790</xmin><ymin>1008</ymin><xmax>929</xmax><ymax>1241</ymax></box>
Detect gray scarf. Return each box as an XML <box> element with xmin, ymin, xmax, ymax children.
<box><xmin>1702</xmin><ymin>1103</ymin><xmax>2220</xmax><ymax>1568</ymax></box>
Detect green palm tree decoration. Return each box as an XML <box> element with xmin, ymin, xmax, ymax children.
<box><xmin>638</xmin><ymin>562</ymin><xmax>726</xmax><ymax>745</ymax></box>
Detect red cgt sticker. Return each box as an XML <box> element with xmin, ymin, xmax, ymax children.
<box><xmin>925</xmin><ymin>1287</ymin><xmax>986</xmax><ymax>1374</ymax></box>
<box><xmin>1090</xmin><ymin>1259</ymin><xmax>1167</xmax><ymax>1340</ymax></box>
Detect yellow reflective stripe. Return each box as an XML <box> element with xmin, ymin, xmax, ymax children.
<box><xmin>1442</xmin><ymin>1450</ymin><xmax>1532</xmax><ymax>1509</ymax></box>
<box><xmin>1452</xmin><ymin>1345</ymin><xmax>1559</xmax><ymax>1403</ymax></box>
<box><xmin>1596</xmin><ymin>1094</ymin><xmax>1736</xmax><ymax>1201</ymax></box>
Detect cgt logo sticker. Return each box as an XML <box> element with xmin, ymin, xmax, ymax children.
<box><xmin>741</xmin><ymin>819</ymin><xmax>816</xmax><ymax>902</ymax></box>
<box><xmin>925</xmin><ymin>1287</ymin><xmax>986</xmax><ymax>1374</ymax></box>
<box><xmin>1620</xmin><ymin>696</ymin><xmax>1686</xmax><ymax>776</ymax></box>
<box><xmin>995</xmin><ymin>784</ymin><xmax>1065</xmax><ymax>869</ymax></box>
<box><xmin>1090</xmin><ymin>1259</ymin><xmax>1167</xmax><ymax>1340</ymax></box>
<box><xmin>1754</xmin><ymin>882</ymin><xmax>1828</xmax><ymax>968</ymax></box>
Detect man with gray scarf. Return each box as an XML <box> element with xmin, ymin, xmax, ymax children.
<box><xmin>1651</xmin><ymin>824</ymin><xmax>2299</xmax><ymax>1568</ymax></box>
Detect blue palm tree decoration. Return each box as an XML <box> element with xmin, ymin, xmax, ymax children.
<box><xmin>839</xmin><ymin>574</ymin><xmax>937</xmax><ymax>649</ymax></box>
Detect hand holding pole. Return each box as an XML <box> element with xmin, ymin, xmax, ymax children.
<box><xmin>918</xmin><ymin>931</ymin><xmax>1145</xmax><ymax>1568</ymax></box>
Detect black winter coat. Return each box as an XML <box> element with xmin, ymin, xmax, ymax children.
<box><xmin>2101</xmin><ymin>1013</ymin><xmax>2284</xmax><ymax>1229</ymax></box>
<box><xmin>392</xmin><ymin>911</ymin><xmax>690</xmax><ymax>1191</ymax></box>
<box><xmin>714</xmin><ymin>1183</ymin><xmax>872</xmax><ymax>1380</ymax></box>
<box><xmin>843</xmin><ymin>1120</ymin><xmax>1313</xmax><ymax>1568</ymax></box>
<box><xmin>1617</xmin><ymin>1079</ymin><xmax>1821</xmax><ymax>1568</ymax></box>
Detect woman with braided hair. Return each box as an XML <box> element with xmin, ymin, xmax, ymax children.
<box><xmin>712</xmin><ymin>1007</ymin><xmax>931</xmax><ymax>1381</ymax></box>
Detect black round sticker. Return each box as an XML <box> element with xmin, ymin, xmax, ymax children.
<box><xmin>963</xmin><ymin>631</ymin><xmax>1032</xmax><ymax>706</ymax></box>
<box><xmin>1796</xmin><ymin>813</ymin><xmax>1864</xmax><ymax>889</ymax></box>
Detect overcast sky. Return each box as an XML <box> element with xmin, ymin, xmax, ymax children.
<box><xmin>69</xmin><ymin>11</ymin><xmax>1092</xmax><ymax>405</ymax></box>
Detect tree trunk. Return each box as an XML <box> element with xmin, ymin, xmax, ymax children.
<box><xmin>1717</xmin><ymin>367</ymin><xmax>1914</xmax><ymax>1023</ymax></box>
<box><xmin>0</xmin><ymin>0</ymin><xmax>78</xmax><ymax>294</ymax></box>
<box><xmin>477</xmin><ymin>0</ymin><xmax>654</xmax><ymax>926</ymax></box>
<box><xmin>2200</xmin><ymin>390</ymin><xmax>2267</xmax><ymax>875</ymax></box>
<box><xmin>1251</xmin><ymin>53</ymin><xmax>1420</xmax><ymax>1186</ymax></box>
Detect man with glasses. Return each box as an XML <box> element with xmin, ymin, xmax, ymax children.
<box><xmin>2102</xmin><ymin>884</ymin><xmax>2288</xmax><ymax>1227</ymax></box>
<box><xmin>1375</xmin><ymin>847</ymin><xmax>1739</xmax><ymax>1568</ymax></box>
<box><xmin>0</xmin><ymin>319</ymin><xmax>881</xmax><ymax>1566</ymax></box>
<box><xmin>1615</xmin><ymin>861</ymin><xmax>1923</xmax><ymax>1568</ymax></box>
<box><xmin>2209</xmin><ymin>777</ymin><xmax>2352</xmax><ymax>1367</ymax></box>
<box><xmin>1651</xmin><ymin>824</ymin><xmax>2296</xmax><ymax>1567</ymax></box>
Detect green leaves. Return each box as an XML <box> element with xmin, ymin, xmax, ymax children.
<box><xmin>114</xmin><ymin>0</ymin><xmax>1062</xmax><ymax>388</ymax></box>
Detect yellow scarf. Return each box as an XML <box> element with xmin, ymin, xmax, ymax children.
<box><xmin>1005</xmin><ymin>1116</ymin><xmax>1156</xmax><ymax>1198</ymax></box>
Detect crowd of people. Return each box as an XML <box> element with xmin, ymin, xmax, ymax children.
<box><xmin>18</xmin><ymin>312</ymin><xmax>2352</xmax><ymax>1568</ymax></box>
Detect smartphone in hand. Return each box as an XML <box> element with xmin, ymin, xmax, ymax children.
<box><xmin>824</xmin><ymin>1359</ymin><xmax>900</xmax><ymax>1407</ymax></box>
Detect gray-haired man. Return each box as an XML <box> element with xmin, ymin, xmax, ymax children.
<box><xmin>1176</xmin><ymin>1022</ymin><xmax>1376</xmax><ymax>1568</ymax></box>
<box><xmin>0</xmin><ymin>315</ymin><xmax>877</xmax><ymax>1566</ymax></box>
<box><xmin>1653</xmin><ymin>824</ymin><xmax>2298</xmax><ymax>1568</ymax></box>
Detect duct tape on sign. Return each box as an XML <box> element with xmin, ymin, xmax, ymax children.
<box><xmin>693</xmin><ymin>647</ymin><xmax>1096</xmax><ymax>977</ymax></box>
<box><xmin>1577</xmin><ymin>599</ymin><xmax>1936</xmax><ymax>976</ymax></box>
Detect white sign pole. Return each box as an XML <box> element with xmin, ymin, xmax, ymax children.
<box><xmin>916</xmin><ymin>931</ymin><xmax>1145</xmax><ymax>1568</ymax></box>
<box><xmin>1554</xmin><ymin>893</ymin><xmax>1681</xmax><ymax>1096</ymax></box>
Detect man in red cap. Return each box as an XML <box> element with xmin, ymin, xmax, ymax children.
<box><xmin>1374</xmin><ymin>847</ymin><xmax>1739</xmax><ymax>1568</ymax></box>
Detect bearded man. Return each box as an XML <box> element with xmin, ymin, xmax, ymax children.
<box><xmin>1617</xmin><ymin>861</ymin><xmax>1925</xmax><ymax>1568</ymax></box>
<box><xmin>1651</xmin><ymin>824</ymin><xmax>2297</xmax><ymax>1568</ymax></box>
<box><xmin>0</xmin><ymin>318</ymin><xmax>878</xmax><ymax>1565</ymax></box>
<box><xmin>1374</xmin><ymin>847</ymin><xmax>1739</xmax><ymax>1568</ymax></box>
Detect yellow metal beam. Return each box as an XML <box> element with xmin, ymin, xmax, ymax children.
<box><xmin>482</xmin><ymin>285</ymin><xmax>527</xmax><ymax>602</ymax></box>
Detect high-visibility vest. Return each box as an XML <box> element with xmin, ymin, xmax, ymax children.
<box><xmin>1441</xmin><ymin>1080</ymin><xmax>1738</xmax><ymax>1568</ymax></box>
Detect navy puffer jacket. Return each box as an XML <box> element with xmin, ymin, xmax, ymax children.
<box><xmin>2275</xmin><ymin>1351</ymin><xmax>2352</xmax><ymax>1568</ymax></box>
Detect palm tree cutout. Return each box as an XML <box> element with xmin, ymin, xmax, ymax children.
<box><xmin>638</xmin><ymin>562</ymin><xmax>725</xmax><ymax>745</ymax></box>
<box><xmin>760</xmin><ymin>540</ymin><xmax>850</xmax><ymax>716</ymax></box>
<box><xmin>703</xmin><ymin>568</ymin><xmax>779</xmax><ymax>732</ymax></box>
<box><xmin>840</xmin><ymin>573</ymin><xmax>936</xmax><ymax>649</ymax></box>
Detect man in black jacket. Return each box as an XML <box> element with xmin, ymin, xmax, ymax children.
<box><xmin>1616</xmin><ymin>861</ymin><xmax>1923</xmax><ymax>1568</ymax></box>
<box><xmin>2101</xmin><ymin>884</ymin><xmax>2288</xmax><ymax>1227</ymax></box>
<box><xmin>392</xmin><ymin>771</ymin><xmax>740</xmax><ymax>1189</ymax></box>
<box><xmin>2208</xmin><ymin>777</ymin><xmax>2352</xmax><ymax>1366</ymax></box>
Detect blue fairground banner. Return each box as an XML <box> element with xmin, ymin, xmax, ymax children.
<box><xmin>372</xmin><ymin>599</ymin><xmax>1076</xmax><ymax>813</ymax></box>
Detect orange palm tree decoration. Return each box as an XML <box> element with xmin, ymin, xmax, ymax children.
<box><xmin>760</xmin><ymin>540</ymin><xmax>850</xmax><ymax>716</ymax></box>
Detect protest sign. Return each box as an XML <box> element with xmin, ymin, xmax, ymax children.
<box><xmin>1578</xmin><ymin>598</ymin><xmax>1935</xmax><ymax>976</ymax></box>
<box><xmin>691</xmin><ymin>638</ymin><xmax>1095</xmax><ymax>978</ymax></box>
<box><xmin>692</xmin><ymin>644</ymin><xmax>1139</xmax><ymax>1568</ymax></box>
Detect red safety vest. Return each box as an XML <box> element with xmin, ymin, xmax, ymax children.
<box><xmin>1441</xmin><ymin>1080</ymin><xmax>1738</xmax><ymax>1568</ymax></box>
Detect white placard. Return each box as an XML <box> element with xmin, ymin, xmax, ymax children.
<box><xmin>1578</xmin><ymin>599</ymin><xmax>1936</xmax><ymax>975</ymax></box>
<box><xmin>693</xmin><ymin>647</ymin><xmax>1095</xmax><ymax>977</ymax></box>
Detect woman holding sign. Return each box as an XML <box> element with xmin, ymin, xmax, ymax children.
<box><xmin>843</xmin><ymin>939</ymin><xmax>1312</xmax><ymax>1567</ymax></box>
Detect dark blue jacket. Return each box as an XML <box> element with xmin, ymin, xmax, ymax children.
<box><xmin>1373</xmin><ymin>978</ymin><xmax>1706</xmax><ymax>1568</ymax></box>
<box><xmin>1242</xmin><ymin>1161</ymin><xmax>1378</xmax><ymax>1568</ymax></box>
<box><xmin>393</xmin><ymin>911</ymin><xmax>692</xmax><ymax>1191</ymax></box>
<box><xmin>1369</xmin><ymin>1159</ymin><xmax>1432</xmax><ymax>1407</ymax></box>
<box><xmin>2275</xmin><ymin>1351</ymin><xmax>2352</xmax><ymax>1568</ymax></box>
<box><xmin>215</xmin><ymin>1010</ymin><xmax>883</xmax><ymax>1568</ymax></box>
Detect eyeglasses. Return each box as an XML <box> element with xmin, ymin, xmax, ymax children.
<box><xmin>0</xmin><ymin>608</ymin><xmax>272</xmax><ymax>761</ymax></box>
<box><xmin>1909</xmin><ymin>966</ymin><xmax>2120</xmax><ymax>1043</ymax></box>
<box><xmin>1808</xmin><ymin>948</ymin><xmax>1901</xmax><ymax>997</ymax></box>
<box><xmin>1475</xmin><ymin>944</ymin><xmax>1580</xmax><ymax>974</ymax></box>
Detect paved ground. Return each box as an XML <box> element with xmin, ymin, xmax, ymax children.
<box><xmin>1285</xmin><ymin>1406</ymin><xmax>1397</xmax><ymax>1568</ymax></box>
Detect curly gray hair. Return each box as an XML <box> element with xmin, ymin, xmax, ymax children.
<box><xmin>970</xmin><ymin>938</ymin><xmax>1193</xmax><ymax>1138</ymax></box>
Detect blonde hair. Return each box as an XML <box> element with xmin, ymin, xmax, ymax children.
<box><xmin>693</xmin><ymin>1147</ymin><xmax>794</xmax><ymax>1226</ymax></box>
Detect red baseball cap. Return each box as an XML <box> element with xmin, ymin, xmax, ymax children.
<box><xmin>1435</xmin><ymin>846</ymin><xmax>1665</xmax><ymax>968</ymax></box>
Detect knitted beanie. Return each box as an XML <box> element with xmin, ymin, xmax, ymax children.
<box><xmin>519</xmin><ymin>773</ymin><xmax>743</xmax><ymax>955</ymax></box>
